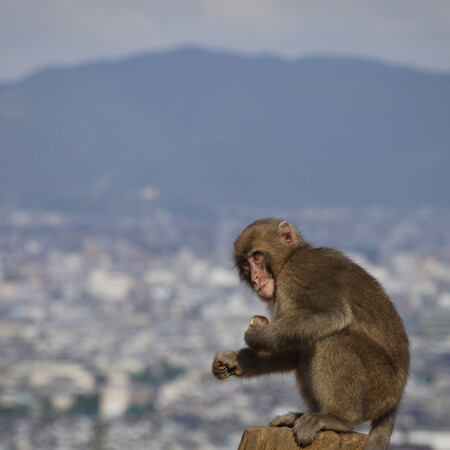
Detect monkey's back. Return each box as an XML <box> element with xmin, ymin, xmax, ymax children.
<box><xmin>283</xmin><ymin>246</ymin><xmax>409</xmax><ymax>373</ymax></box>
<box><xmin>283</xmin><ymin>246</ymin><xmax>409</xmax><ymax>420</ymax></box>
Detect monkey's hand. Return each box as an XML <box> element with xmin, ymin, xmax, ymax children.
<box><xmin>244</xmin><ymin>320</ymin><xmax>269</xmax><ymax>351</ymax></box>
<box><xmin>212</xmin><ymin>351</ymin><xmax>243</xmax><ymax>379</ymax></box>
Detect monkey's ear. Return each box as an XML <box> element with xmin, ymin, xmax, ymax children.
<box><xmin>277</xmin><ymin>221</ymin><xmax>299</xmax><ymax>246</ymax></box>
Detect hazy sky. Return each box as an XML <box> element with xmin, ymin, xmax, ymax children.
<box><xmin>1</xmin><ymin>0</ymin><xmax>450</xmax><ymax>82</ymax></box>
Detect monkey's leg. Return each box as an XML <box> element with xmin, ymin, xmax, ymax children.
<box><xmin>293</xmin><ymin>412</ymin><xmax>357</xmax><ymax>447</ymax></box>
<box><xmin>269</xmin><ymin>412</ymin><xmax>303</xmax><ymax>427</ymax></box>
<box><xmin>292</xmin><ymin>334</ymin><xmax>366</xmax><ymax>446</ymax></box>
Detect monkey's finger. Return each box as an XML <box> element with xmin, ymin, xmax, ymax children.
<box><xmin>217</xmin><ymin>362</ymin><xmax>230</xmax><ymax>373</ymax></box>
<box><xmin>212</xmin><ymin>369</ymin><xmax>229</xmax><ymax>379</ymax></box>
<box><xmin>213</xmin><ymin>363</ymin><xmax>231</xmax><ymax>379</ymax></box>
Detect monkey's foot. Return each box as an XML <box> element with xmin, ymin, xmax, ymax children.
<box><xmin>269</xmin><ymin>412</ymin><xmax>303</xmax><ymax>428</ymax></box>
<box><xmin>293</xmin><ymin>412</ymin><xmax>355</xmax><ymax>447</ymax></box>
<box><xmin>293</xmin><ymin>413</ymin><xmax>322</xmax><ymax>447</ymax></box>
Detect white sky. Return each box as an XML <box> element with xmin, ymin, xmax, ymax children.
<box><xmin>1</xmin><ymin>0</ymin><xmax>450</xmax><ymax>82</ymax></box>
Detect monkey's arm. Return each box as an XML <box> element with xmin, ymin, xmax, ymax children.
<box><xmin>212</xmin><ymin>348</ymin><xmax>298</xmax><ymax>379</ymax></box>
<box><xmin>244</xmin><ymin>302</ymin><xmax>353</xmax><ymax>352</ymax></box>
<box><xmin>237</xmin><ymin>347</ymin><xmax>299</xmax><ymax>377</ymax></box>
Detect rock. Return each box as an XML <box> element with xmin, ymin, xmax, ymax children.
<box><xmin>237</xmin><ymin>426</ymin><xmax>367</xmax><ymax>449</ymax></box>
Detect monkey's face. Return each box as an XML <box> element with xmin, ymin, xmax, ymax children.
<box><xmin>234</xmin><ymin>219</ymin><xmax>302</xmax><ymax>299</ymax></box>
<box><xmin>240</xmin><ymin>251</ymin><xmax>275</xmax><ymax>299</ymax></box>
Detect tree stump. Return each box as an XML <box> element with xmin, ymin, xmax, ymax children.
<box><xmin>237</xmin><ymin>426</ymin><xmax>367</xmax><ymax>450</ymax></box>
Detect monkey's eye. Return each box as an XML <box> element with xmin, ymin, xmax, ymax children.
<box><xmin>239</xmin><ymin>261</ymin><xmax>250</xmax><ymax>280</ymax></box>
<box><xmin>252</xmin><ymin>251</ymin><xmax>262</xmax><ymax>261</ymax></box>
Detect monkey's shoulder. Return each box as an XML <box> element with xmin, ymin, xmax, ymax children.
<box><xmin>282</xmin><ymin>246</ymin><xmax>380</xmax><ymax>289</ymax></box>
<box><xmin>288</xmin><ymin>246</ymin><xmax>356</xmax><ymax>273</ymax></box>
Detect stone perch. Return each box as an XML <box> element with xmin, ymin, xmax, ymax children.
<box><xmin>238</xmin><ymin>426</ymin><xmax>367</xmax><ymax>450</ymax></box>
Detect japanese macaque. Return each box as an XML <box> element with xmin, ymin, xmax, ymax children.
<box><xmin>212</xmin><ymin>219</ymin><xmax>409</xmax><ymax>449</ymax></box>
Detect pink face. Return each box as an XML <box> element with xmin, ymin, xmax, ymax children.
<box><xmin>241</xmin><ymin>251</ymin><xmax>275</xmax><ymax>299</ymax></box>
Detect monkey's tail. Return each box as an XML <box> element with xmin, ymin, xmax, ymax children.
<box><xmin>365</xmin><ymin>407</ymin><xmax>397</xmax><ymax>450</ymax></box>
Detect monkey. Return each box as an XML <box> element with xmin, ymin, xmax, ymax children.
<box><xmin>212</xmin><ymin>218</ymin><xmax>409</xmax><ymax>449</ymax></box>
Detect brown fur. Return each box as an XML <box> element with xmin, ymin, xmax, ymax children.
<box><xmin>212</xmin><ymin>218</ymin><xmax>409</xmax><ymax>449</ymax></box>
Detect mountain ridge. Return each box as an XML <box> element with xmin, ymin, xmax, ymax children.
<box><xmin>0</xmin><ymin>46</ymin><xmax>449</xmax><ymax>212</ymax></box>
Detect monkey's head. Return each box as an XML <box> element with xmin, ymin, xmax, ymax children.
<box><xmin>233</xmin><ymin>218</ymin><xmax>304</xmax><ymax>299</ymax></box>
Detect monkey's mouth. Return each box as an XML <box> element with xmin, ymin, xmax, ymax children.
<box><xmin>255</xmin><ymin>280</ymin><xmax>273</xmax><ymax>295</ymax></box>
<box><xmin>255</xmin><ymin>282</ymin><xmax>269</xmax><ymax>292</ymax></box>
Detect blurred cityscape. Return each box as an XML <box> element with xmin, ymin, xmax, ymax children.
<box><xmin>0</xmin><ymin>206</ymin><xmax>449</xmax><ymax>449</ymax></box>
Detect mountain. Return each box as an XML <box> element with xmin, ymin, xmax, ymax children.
<box><xmin>0</xmin><ymin>47</ymin><xmax>449</xmax><ymax>212</ymax></box>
